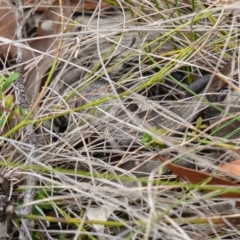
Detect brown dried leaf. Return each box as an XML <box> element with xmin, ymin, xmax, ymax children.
<box><xmin>70</xmin><ymin>0</ymin><xmax>112</xmax><ymax>12</ymax></box>
<box><xmin>0</xmin><ymin>0</ymin><xmax>17</xmax><ymax>59</ymax></box>
<box><xmin>220</xmin><ymin>160</ymin><xmax>240</xmax><ymax>176</ymax></box>
<box><xmin>24</xmin><ymin>0</ymin><xmax>71</xmax><ymax>104</ymax></box>
<box><xmin>22</xmin><ymin>0</ymin><xmax>62</xmax><ymax>11</ymax></box>
<box><xmin>22</xmin><ymin>0</ymin><xmax>111</xmax><ymax>12</ymax></box>
<box><xmin>158</xmin><ymin>155</ymin><xmax>240</xmax><ymax>200</ymax></box>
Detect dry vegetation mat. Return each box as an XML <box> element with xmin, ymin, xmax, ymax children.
<box><xmin>1</xmin><ymin>0</ymin><xmax>240</xmax><ymax>239</ymax></box>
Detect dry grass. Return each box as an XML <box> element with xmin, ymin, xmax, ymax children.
<box><xmin>1</xmin><ymin>0</ymin><xmax>240</xmax><ymax>239</ymax></box>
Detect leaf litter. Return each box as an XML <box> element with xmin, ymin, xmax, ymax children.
<box><xmin>1</xmin><ymin>0</ymin><xmax>240</xmax><ymax>239</ymax></box>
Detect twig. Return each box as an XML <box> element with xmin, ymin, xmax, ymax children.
<box><xmin>14</xmin><ymin>1</ymin><xmax>37</xmax><ymax>239</ymax></box>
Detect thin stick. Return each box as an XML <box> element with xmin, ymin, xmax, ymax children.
<box><xmin>14</xmin><ymin>1</ymin><xmax>37</xmax><ymax>239</ymax></box>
